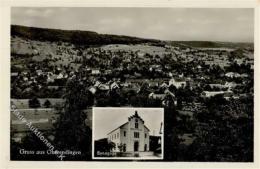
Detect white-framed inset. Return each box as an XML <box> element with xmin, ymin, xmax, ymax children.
<box><xmin>92</xmin><ymin>107</ymin><xmax>164</xmax><ymax>160</ymax></box>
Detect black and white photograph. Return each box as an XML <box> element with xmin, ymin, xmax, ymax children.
<box><xmin>8</xmin><ymin>6</ymin><xmax>254</xmax><ymax>162</ymax></box>
<box><xmin>93</xmin><ymin>107</ymin><xmax>163</xmax><ymax>160</ymax></box>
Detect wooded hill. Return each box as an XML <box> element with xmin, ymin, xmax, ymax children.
<box><xmin>11</xmin><ymin>25</ymin><xmax>161</xmax><ymax>46</ymax></box>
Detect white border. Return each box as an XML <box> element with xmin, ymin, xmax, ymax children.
<box><xmin>0</xmin><ymin>0</ymin><xmax>259</xmax><ymax>169</ymax></box>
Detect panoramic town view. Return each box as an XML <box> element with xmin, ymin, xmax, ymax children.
<box><xmin>10</xmin><ymin>8</ymin><xmax>254</xmax><ymax>161</ymax></box>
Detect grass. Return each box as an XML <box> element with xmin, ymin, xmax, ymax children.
<box><xmin>11</xmin><ymin>98</ymin><xmax>65</xmax><ymax>109</ymax></box>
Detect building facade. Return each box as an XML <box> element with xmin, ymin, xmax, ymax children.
<box><xmin>107</xmin><ymin>111</ymin><xmax>150</xmax><ymax>152</ymax></box>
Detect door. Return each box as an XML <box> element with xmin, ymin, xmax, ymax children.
<box><xmin>144</xmin><ymin>144</ymin><xmax>147</xmax><ymax>151</ymax></box>
<box><xmin>123</xmin><ymin>144</ymin><xmax>126</xmax><ymax>152</ymax></box>
<box><xmin>134</xmin><ymin>141</ymin><xmax>139</xmax><ymax>152</ymax></box>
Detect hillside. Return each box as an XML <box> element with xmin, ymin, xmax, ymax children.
<box><xmin>11</xmin><ymin>25</ymin><xmax>161</xmax><ymax>46</ymax></box>
<box><xmin>169</xmin><ymin>41</ymin><xmax>253</xmax><ymax>49</ymax></box>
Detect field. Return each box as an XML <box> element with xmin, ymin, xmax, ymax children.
<box><xmin>101</xmin><ymin>44</ymin><xmax>167</xmax><ymax>54</ymax></box>
<box><xmin>11</xmin><ymin>98</ymin><xmax>64</xmax><ymax>109</ymax></box>
<box><xmin>11</xmin><ymin>107</ymin><xmax>92</xmax><ymax>132</ymax></box>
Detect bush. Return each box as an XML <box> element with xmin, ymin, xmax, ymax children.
<box><xmin>43</xmin><ymin>99</ymin><xmax>51</xmax><ymax>108</ymax></box>
<box><xmin>28</xmin><ymin>97</ymin><xmax>40</xmax><ymax>108</ymax></box>
<box><xmin>134</xmin><ymin>153</ymin><xmax>140</xmax><ymax>157</ymax></box>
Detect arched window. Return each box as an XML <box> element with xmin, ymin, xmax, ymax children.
<box><xmin>135</xmin><ymin>119</ymin><xmax>138</xmax><ymax>128</ymax></box>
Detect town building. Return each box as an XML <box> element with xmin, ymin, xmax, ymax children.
<box><xmin>169</xmin><ymin>78</ymin><xmax>186</xmax><ymax>88</ymax></box>
<box><xmin>201</xmin><ymin>90</ymin><xmax>233</xmax><ymax>98</ymax></box>
<box><xmin>107</xmin><ymin>111</ymin><xmax>150</xmax><ymax>152</ymax></box>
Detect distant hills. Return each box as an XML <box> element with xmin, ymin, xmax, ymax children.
<box><xmin>11</xmin><ymin>25</ymin><xmax>253</xmax><ymax>49</ymax></box>
<box><xmin>169</xmin><ymin>41</ymin><xmax>253</xmax><ymax>49</ymax></box>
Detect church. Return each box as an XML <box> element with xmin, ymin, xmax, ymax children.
<box><xmin>107</xmin><ymin>111</ymin><xmax>150</xmax><ymax>152</ymax></box>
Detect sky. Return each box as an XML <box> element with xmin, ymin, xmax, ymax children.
<box><xmin>93</xmin><ymin>108</ymin><xmax>164</xmax><ymax>140</ymax></box>
<box><xmin>11</xmin><ymin>7</ymin><xmax>254</xmax><ymax>42</ymax></box>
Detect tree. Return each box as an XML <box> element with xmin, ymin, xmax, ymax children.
<box><xmin>188</xmin><ymin>96</ymin><xmax>253</xmax><ymax>161</ymax></box>
<box><xmin>118</xmin><ymin>143</ymin><xmax>125</xmax><ymax>153</ymax></box>
<box><xmin>94</xmin><ymin>139</ymin><xmax>115</xmax><ymax>157</ymax></box>
<box><xmin>43</xmin><ymin>99</ymin><xmax>51</xmax><ymax>108</ymax></box>
<box><xmin>54</xmin><ymin>77</ymin><xmax>93</xmax><ymax>160</ymax></box>
<box><xmin>28</xmin><ymin>97</ymin><xmax>40</xmax><ymax>108</ymax></box>
<box><xmin>111</xmin><ymin>56</ymin><xmax>121</xmax><ymax>68</ymax></box>
<box><xmin>11</xmin><ymin>132</ymin><xmax>57</xmax><ymax>160</ymax></box>
<box><xmin>163</xmin><ymin>94</ymin><xmax>181</xmax><ymax>161</ymax></box>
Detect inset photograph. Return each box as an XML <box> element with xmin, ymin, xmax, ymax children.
<box><xmin>92</xmin><ymin>107</ymin><xmax>164</xmax><ymax>160</ymax></box>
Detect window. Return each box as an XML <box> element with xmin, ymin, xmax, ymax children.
<box><xmin>145</xmin><ymin>133</ymin><xmax>147</xmax><ymax>138</ymax></box>
<box><xmin>135</xmin><ymin>121</ymin><xmax>138</xmax><ymax>128</ymax></box>
<box><xmin>124</xmin><ymin>131</ymin><xmax>126</xmax><ymax>137</ymax></box>
<box><xmin>117</xmin><ymin>133</ymin><xmax>119</xmax><ymax>138</ymax></box>
<box><xmin>114</xmin><ymin>134</ymin><xmax>116</xmax><ymax>139</ymax></box>
<box><xmin>134</xmin><ymin>132</ymin><xmax>139</xmax><ymax>138</ymax></box>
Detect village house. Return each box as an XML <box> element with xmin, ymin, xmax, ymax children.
<box><xmin>11</xmin><ymin>72</ymin><xmax>19</xmax><ymax>81</ymax></box>
<box><xmin>225</xmin><ymin>72</ymin><xmax>241</xmax><ymax>78</ymax></box>
<box><xmin>110</xmin><ymin>82</ymin><xmax>120</xmax><ymax>90</ymax></box>
<box><xmin>89</xmin><ymin>86</ymin><xmax>97</xmax><ymax>94</ymax></box>
<box><xmin>201</xmin><ymin>90</ymin><xmax>233</xmax><ymax>98</ymax></box>
<box><xmin>98</xmin><ymin>84</ymin><xmax>110</xmax><ymax>91</ymax></box>
<box><xmin>91</xmin><ymin>69</ymin><xmax>101</xmax><ymax>75</ymax></box>
<box><xmin>169</xmin><ymin>78</ymin><xmax>186</xmax><ymax>88</ymax></box>
<box><xmin>148</xmin><ymin>93</ymin><xmax>166</xmax><ymax>100</ymax></box>
<box><xmin>107</xmin><ymin>111</ymin><xmax>150</xmax><ymax>152</ymax></box>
